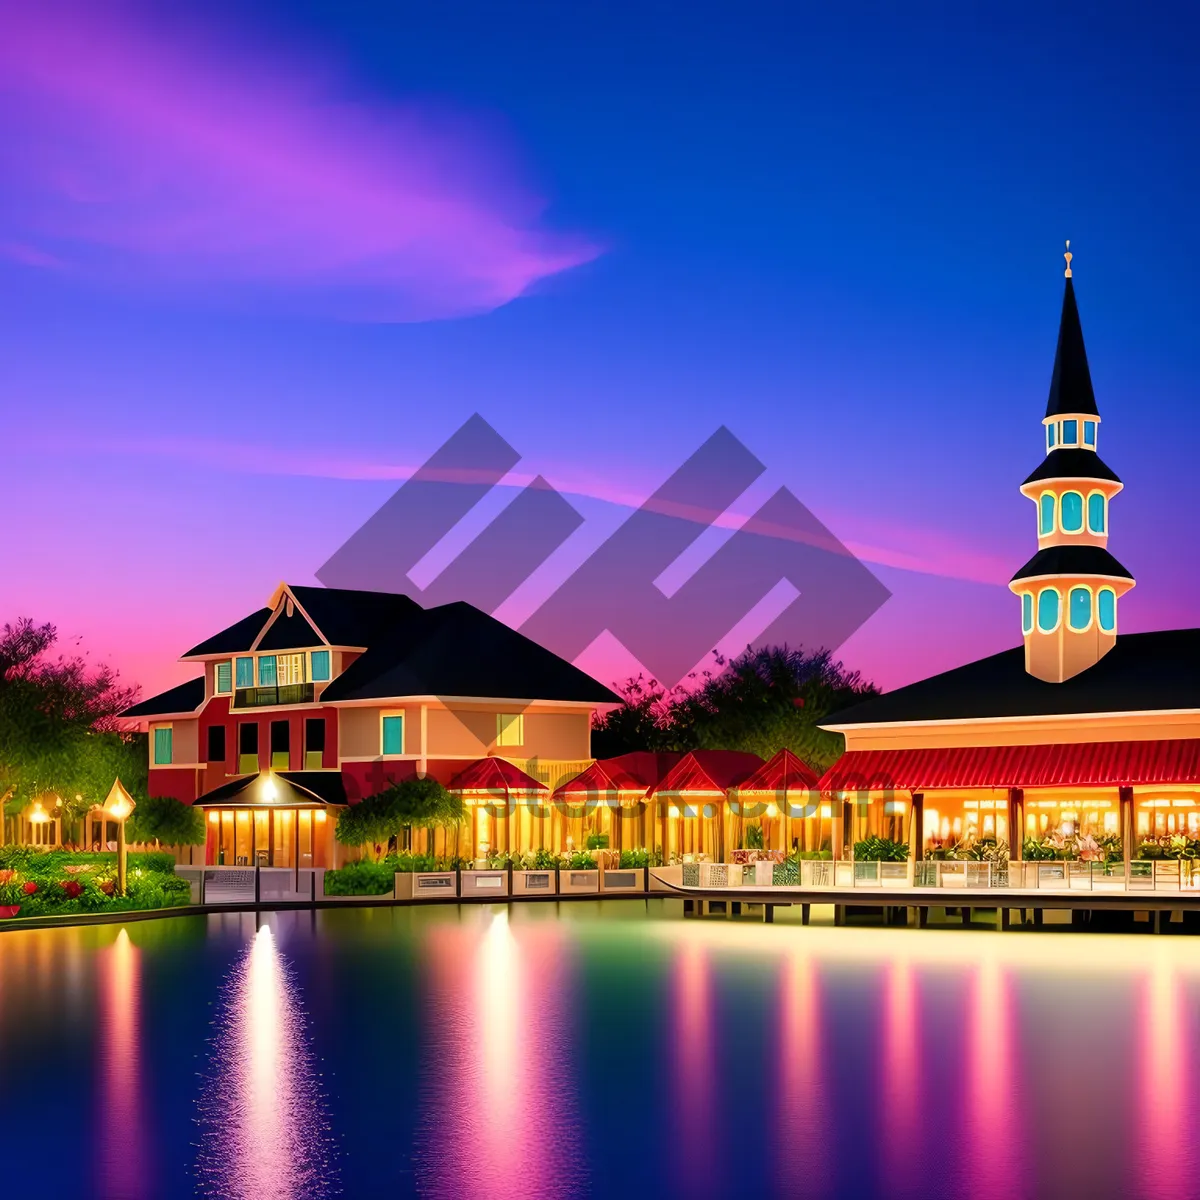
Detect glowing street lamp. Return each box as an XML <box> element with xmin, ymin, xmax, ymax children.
<box><xmin>28</xmin><ymin>800</ymin><xmax>49</xmax><ymax>841</ymax></box>
<box><xmin>105</xmin><ymin>779</ymin><xmax>137</xmax><ymax>897</ymax></box>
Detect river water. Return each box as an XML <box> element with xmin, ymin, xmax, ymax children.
<box><xmin>1</xmin><ymin>900</ymin><xmax>1196</xmax><ymax>1198</ymax></box>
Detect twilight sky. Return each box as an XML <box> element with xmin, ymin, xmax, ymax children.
<box><xmin>3</xmin><ymin>0</ymin><xmax>1198</xmax><ymax>702</ymax></box>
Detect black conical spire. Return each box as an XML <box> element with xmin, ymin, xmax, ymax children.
<box><xmin>1045</xmin><ymin>247</ymin><xmax>1098</xmax><ymax>417</ymax></box>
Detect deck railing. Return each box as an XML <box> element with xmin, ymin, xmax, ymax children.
<box><xmin>684</xmin><ymin>858</ymin><xmax>1200</xmax><ymax>894</ymax></box>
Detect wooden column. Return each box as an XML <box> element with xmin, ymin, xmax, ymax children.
<box><xmin>1120</xmin><ymin>785</ymin><xmax>1134</xmax><ymax>886</ymax></box>
<box><xmin>831</xmin><ymin>796</ymin><xmax>844</xmax><ymax>861</ymax></box>
<box><xmin>1008</xmin><ymin>788</ymin><xmax>1024</xmax><ymax>860</ymax></box>
<box><xmin>911</xmin><ymin>792</ymin><xmax>924</xmax><ymax>860</ymax></box>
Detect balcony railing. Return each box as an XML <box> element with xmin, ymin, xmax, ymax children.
<box><xmin>233</xmin><ymin>683</ymin><xmax>314</xmax><ymax>709</ymax></box>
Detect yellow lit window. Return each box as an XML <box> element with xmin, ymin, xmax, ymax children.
<box><xmin>496</xmin><ymin>713</ymin><xmax>524</xmax><ymax>747</ymax></box>
<box><xmin>276</xmin><ymin>654</ymin><xmax>305</xmax><ymax>686</ymax></box>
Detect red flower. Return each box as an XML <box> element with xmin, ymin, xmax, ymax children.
<box><xmin>61</xmin><ymin>880</ymin><xmax>83</xmax><ymax>899</ymax></box>
<box><xmin>22</xmin><ymin>881</ymin><xmax>38</xmax><ymax>896</ymax></box>
<box><xmin>100</xmin><ymin>880</ymin><xmax>115</xmax><ymax>896</ymax></box>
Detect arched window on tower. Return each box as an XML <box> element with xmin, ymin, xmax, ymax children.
<box><xmin>1098</xmin><ymin>588</ymin><xmax>1117</xmax><ymax>633</ymax></box>
<box><xmin>1087</xmin><ymin>492</ymin><xmax>1106</xmax><ymax>534</ymax></box>
<box><xmin>1068</xmin><ymin>587</ymin><xmax>1092</xmax><ymax>631</ymax></box>
<box><xmin>1021</xmin><ymin>592</ymin><xmax>1033</xmax><ymax>635</ymax></box>
<box><xmin>1061</xmin><ymin>491</ymin><xmax>1084</xmax><ymax>533</ymax></box>
<box><xmin>1037</xmin><ymin>588</ymin><xmax>1060</xmax><ymax>633</ymax></box>
<box><xmin>1039</xmin><ymin>492</ymin><xmax>1056</xmax><ymax>535</ymax></box>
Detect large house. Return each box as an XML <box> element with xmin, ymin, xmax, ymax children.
<box><xmin>819</xmin><ymin>248</ymin><xmax>1200</xmax><ymax>862</ymax></box>
<box><xmin>123</xmin><ymin>584</ymin><xmax>618</xmax><ymax>867</ymax></box>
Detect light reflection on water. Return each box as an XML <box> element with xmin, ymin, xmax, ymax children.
<box><xmin>10</xmin><ymin>906</ymin><xmax>1200</xmax><ymax>1197</ymax></box>
<box><xmin>413</xmin><ymin>907</ymin><xmax>585</xmax><ymax>1199</ymax></box>
<box><xmin>195</xmin><ymin>922</ymin><xmax>337</xmax><ymax>1199</ymax></box>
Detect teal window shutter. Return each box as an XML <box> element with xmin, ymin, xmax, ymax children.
<box><xmin>310</xmin><ymin>650</ymin><xmax>331</xmax><ymax>682</ymax></box>
<box><xmin>1068</xmin><ymin>587</ymin><xmax>1091</xmax><ymax>631</ymax></box>
<box><xmin>153</xmin><ymin>727</ymin><xmax>173</xmax><ymax>765</ymax></box>
<box><xmin>382</xmin><ymin>715</ymin><xmax>403</xmax><ymax>755</ymax></box>
<box><xmin>1060</xmin><ymin>492</ymin><xmax>1083</xmax><ymax>533</ymax></box>
<box><xmin>215</xmin><ymin>661</ymin><xmax>232</xmax><ymax>694</ymax></box>
<box><xmin>1037</xmin><ymin>588</ymin><xmax>1060</xmax><ymax>633</ymax></box>
<box><xmin>235</xmin><ymin>657</ymin><xmax>254</xmax><ymax>688</ymax></box>
<box><xmin>1098</xmin><ymin>589</ymin><xmax>1117</xmax><ymax>632</ymax></box>
<box><xmin>258</xmin><ymin>656</ymin><xmax>277</xmax><ymax>686</ymax></box>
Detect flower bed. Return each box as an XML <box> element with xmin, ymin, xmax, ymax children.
<box><xmin>0</xmin><ymin>847</ymin><xmax>190</xmax><ymax>921</ymax></box>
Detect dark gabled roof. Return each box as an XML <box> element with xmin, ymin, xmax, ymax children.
<box><xmin>822</xmin><ymin>629</ymin><xmax>1200</xmax><ymax>727</ymax></box>
<box><xmin>194</xmin><ymin>770</ymin><xmax>347</xmax><ymax>807</ymax></box>
<box><xmin>123</xmin><ymin>677</ymin><xmax>206</xmax><ymax>717</ymax></box>
<box><xmin>1046</xmin><ymin>276</ymin><xmax>1099</xmax><ymax>417</ymax></box>
<box><xmin>1010</xmin><ymin>544</ymin><xmax>1133</xmax><ymax>583</ymax></box>
<box><xmin>320</xmin><ymin>601</ymin><xmax>619</xmax><ymax>705</ymax></box>
<box><xmin>1023</xmin><ymin>448</ymin><xmax>1121</xmax><ymax>486</ymax></box>
<box><xmin>288</xmin><ymin>585</ymin><xmax>421</xmax><ymax>646</ymax></box>
<box><xmin>256</xmin><ymin>606</ymin><xmax>325</xmax><ymax>651</ymax></box>
<box><xmin>184</xmin><ymin>609</ymin><xmax>271</xmax><ymax>657</ymax></box>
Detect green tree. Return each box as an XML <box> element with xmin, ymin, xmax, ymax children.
<box><xmin>0</xmin><ymin>619</ymin><xmax>140</xmax><ymax>843</ymax></box>
<box><xmin>335</xmin><ymin>777</ymin><xmax>465</xmax><ymax>860</ymax></box>
<box><xmin>592</xmin><ymin>645</ymin><xmax>877</xmax><ymax>774</ymax></box>
<box><xmin>127</xmin><ymin>794</ymin><xmax>206</xmax><ymax>847</ymax></box>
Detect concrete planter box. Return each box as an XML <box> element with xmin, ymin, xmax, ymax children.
<box><xmin>512</xmin><ymin>869</ymin><xmax>558</xmax><ymax>896</ymax></box>
<box><xmin>650</xmin><ymin>866</ymin><xmax>684</xmax><ymax>891</ymax></box>
<box><xmin>394</xmin><ymin>871</ymin><xmax>459</xmax><ymax>901</ymax></box>
<box><xmin>460</xmin><ymin>870</ymin><xmax>510</xmax><ymax>899</ymax></box>
<box><xmin>600</xmin><ymin>866</ymin><xmax>646</xmax><ymax>893</ymax></box>
<box><xmin>560</xmin><ymin>869</ymin><xmax>600</xmax><ymax>895</ymax></box>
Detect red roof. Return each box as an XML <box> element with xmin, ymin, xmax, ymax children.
<box><xmin>553</xmin><ymin>752</ymin><xmax>684</xmax><ymax>800</ymax></box>
<box><xmin>448</xmin><ymin>757</ymin><xmax>548</xmax><ymax>795</ymax></box>
<box><xmin>820</xmin><ymin>740</ymin><xmax>1200</xmax><ymax>792</ymax></box>
<box><xmin>652</xmin><ymin>750</ymin><xmax>765</xmax><ymax>796</ymax></box>
<box><xmin>738</xmin><ymin>748</ymin><xmax>821</xmax><ymax>794</ymax></box>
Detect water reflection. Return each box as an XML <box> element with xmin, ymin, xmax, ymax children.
<box><xmin>672</xmin><ymin>939</ymin><xmax>716</xmax><ymax>1194</ymax></box>
<box><xmin>1139</xmin><ymin>946</ymin><xmax>1189</xmax><ymax>1198</ymax></box>
<box><xmin>196</xmin><ymin>923</ymin><xmax>336</xmax><ymax>1199</ymax></box>
<box><xmin>97</xmin><ymin>929</ymin><xmax>148</xmax><ymax>1198</ymax></box>
<box><xmin>414</xmin><ymin>908</ymin><xmax>584</xmax><ymax>1199</ymax></box>
<box><xmin>778</xmin><ymin>947</ymin><xmax>829</xmax><ymax>1197</ymax></box>
<box><xmin>880</xmin><ymin>955</ymin><xmax>917</xmax><ymax>1190</ymax></box>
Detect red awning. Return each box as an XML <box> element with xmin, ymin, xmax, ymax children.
<box><xmin>448</xmin><ymin>757</ymin><xmax>548</xmax><ymax>795</ymax></box>
<box><xmin>819</xmin><ymin>740</ymin><xmax>1200</xmax><ymax>792</ymax></box>
<box><xmin>737</xmin><ymin>748</ymin><xmax>821</xmax><ymax>795</ymax></box>
<box><xmin>553</xmin><ymin>752</ymin><xmax>683</xmax><ymax>800</ymax></box>
<box><xmin>652</xmin><ymin>750</ymin><xmax>765</xmax><ymax>796</ymax></box>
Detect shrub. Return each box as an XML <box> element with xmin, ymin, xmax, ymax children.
<box><xmin>561</xmin><ymin>851</ymin><xmax>596</xmax><ymax>871</ymax></box>
<box><xmin>619</xmin><ymin>849</ymin><xmax>651</xmax><ymax>869</ymax></box>
<box><xmin>323</xmin><ymin>860</ymin><xmax>397</xmax><ymax>895</ymax></box>
<box><xmin>852</xmin><ymin>836</ymin><xmax>909</xmax><ymax>862</ymax></box>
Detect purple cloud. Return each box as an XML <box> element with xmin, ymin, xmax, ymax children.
<box><xmin>0</xmin><ymin>1</ymin><xmax>600</xmax><ymax>319</ymax></box>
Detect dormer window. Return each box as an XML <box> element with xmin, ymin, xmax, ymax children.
<box><xmin>1061</xmin><ymin>419</ymin><xmax>1079</xmax><ymax>445</ymax></box>
<box><xmin>1083</xmin><ymin>420</ymin><xmax>1096</xmax><ymax>447</ymax></box>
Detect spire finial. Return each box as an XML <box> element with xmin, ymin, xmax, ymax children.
<box><xmin>1064</xmin><ymin>239</ymin><xmax>1073</xmax><ymax>279</ymax></box>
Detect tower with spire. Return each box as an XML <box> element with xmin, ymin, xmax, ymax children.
<box><xmin>1009</xmin><ymin>243</ymin><xmax>1135</xmax><ymax>683</ymax></box>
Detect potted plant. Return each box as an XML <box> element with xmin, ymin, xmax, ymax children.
<box><xmin>460</xmin><ymin>850</ymin><xmax>511</xmax><ymax>899</ymax></box>
<box><xmin>512</xmin><ymin>847</ymin><xmax>560</xmax><ymax>896</ymax></box>
<box><xmin>601</xmin><ymin>847</ymin><xmax>649</xmax><ymax>893</ymax></box>
<box><xmin>559</xmin><ymin>849</ymin><xmax>600</xmax><ymax>894</ymax></box>
<box><xmin>391</xmin><ymin>851</ymin><xmax>460</xmax><ymax>901</ymax></box>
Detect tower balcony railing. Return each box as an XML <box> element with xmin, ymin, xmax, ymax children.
<box><xmin>232</xmin><ymin>683</ymin><xmax>315</xmax><ymax>709</ymax></box>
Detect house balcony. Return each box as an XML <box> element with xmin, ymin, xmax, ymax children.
<box><xmin>232</xmin><ymin>683</ymin><xmax>315</xmax><ymax>709</ymax></box>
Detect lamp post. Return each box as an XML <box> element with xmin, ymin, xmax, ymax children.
<box><xmin>105</xmin><ymin>779</ymin><xmax>137</xmax><ymax>897</ymax></box>
<box><xmin>28</xmin><ymin>800</ymin><xmax>49</xmax><ymax>845</ymax></box>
